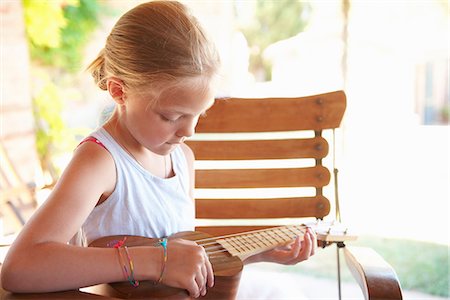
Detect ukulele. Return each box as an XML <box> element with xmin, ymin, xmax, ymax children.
<box><xmin>88</xmin><ymin>221</ymin><xmax>356</xmax><ymax>300</ymax></box>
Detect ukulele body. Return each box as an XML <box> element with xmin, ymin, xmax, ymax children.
<box><xmin>88</xmin><ymin>231</ymin><xmax>243</xmax><ymax>299</ymax></box>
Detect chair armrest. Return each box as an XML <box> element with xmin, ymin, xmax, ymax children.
<box><xmin>344</xmin><ymin>246</ymin><xmax>403</xmax><ymax>300</ymax></box>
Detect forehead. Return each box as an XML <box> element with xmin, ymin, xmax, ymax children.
<box><xmin>155</xmin><ymin>78</ymin><xmax>216</xmax><ymax>113</ymax></box>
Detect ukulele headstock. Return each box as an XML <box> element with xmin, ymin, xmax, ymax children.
<box><xmin>303</xmin><ymin>220</ymin><xmax>357</xmax><ymax>248</ymax></box>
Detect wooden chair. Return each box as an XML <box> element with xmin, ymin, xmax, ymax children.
<box><xmin>0</xmin><ymin>142</ymin><xmax>37</xmax><ymax>235</ymax></box>
<box><xmin>186</xmin><ymin>90</ymin><xmax>403</xmax><ymax>300</ymax></box>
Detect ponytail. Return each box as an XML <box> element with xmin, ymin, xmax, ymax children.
<box><xmin>87</xmin><ymin>49</ymin><xmax>107</xmax><ymax>91</ymax></box>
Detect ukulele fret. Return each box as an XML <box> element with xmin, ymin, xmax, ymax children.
<box><xmin>266</xmin><ymin>230</ymin><xmax>281</xmax><ymax>243</ymax></box>
<box><xmin>208</xmin><ymin>223</ymin><xmax>355</xmax><ymax>260</ymax></box>
<box><xmin>226</xmin><ymin>237</ymin><xmax>246</xmax><ymax>255</ymax></box>
<box><xmin>273</xmin><ymin>230</ymin><xmax>289</xmax><ymax>243</ymax></box>
<box><xmin>253</xmin><ymin>232</ymin><xmax>271</xmax><ymax>247</ymax></box>
<box><xmin>216</xmin><ymin>225</ymin><xmax>306</xmax><ymax>259</ymax></box>
<box><xmin>237</xmin><ymin>235</ymin><xmax>254</xmax><ymax>251</ymax></box>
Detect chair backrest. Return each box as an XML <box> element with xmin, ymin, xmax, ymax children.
<box><xmin>186</xmin><ymin>90</ymin><xmax>346</xmax><ymax>237</ymax></box>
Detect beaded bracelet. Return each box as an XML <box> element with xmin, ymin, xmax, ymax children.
<box><xmin>155</xmin><ymin>238</ymin><xmax>168</xmax><ymax>284</ymax></box>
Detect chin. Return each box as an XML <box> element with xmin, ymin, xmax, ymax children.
<box><xmin>159</xmin><ymin>143</ymin><xmax>178</xmax><ymax>153</ymax></box>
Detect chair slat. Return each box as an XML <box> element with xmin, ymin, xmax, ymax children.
<box><xmin>196</xmin><ymin>91</ymin><xmax>346</xmax><ymax>133</ymax></box>
<box><xmin>186</xmin><ymin>137</ymin><xmax>328</xmax><ymax>160</ymax></box>
<box><xmin>196</xmin><ymin>196</ymin><xmax>330</xmax><ymax>219</ymax></box>
<box><xmin>195</xmin><ymin>166</ymin><xmax>330</xmax><ymax>188</ymax></box>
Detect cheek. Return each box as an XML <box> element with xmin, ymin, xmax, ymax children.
<box><xmin>153</xmin><ymin>124</ymin><xmax>174</xmax><ymax>138</ymax></box>
<box><xmin>123</xmin><ymin>107</ymin><xmax>159</xmax><ymax>136</ymax></box>
<box><xmin>143</xmin><ymin>118</ymin><xmax>176</xmax><ymax>141</ymax></box>
<box><xmin>124</xmin><ymin>103</ymin><xmax>179</xmax><ymax>143</ymax></box>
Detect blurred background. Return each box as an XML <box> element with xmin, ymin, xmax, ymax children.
<box><xmin>1</xmin><ymin>0</ymin><xmax>448</xmax><ymax>299</ymax></box>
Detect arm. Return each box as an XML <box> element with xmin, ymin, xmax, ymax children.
<box><xmin>180</xmin><ymin>142</ymin><xmax>214</xmax><ymax>292</ymax></box>
<box><xmin>0</xmin><ymin>142</ymin><xmax>162</xmax><ymax>292</ymax></box>
<box><xmin>1</xmin><ymin>143</ymin><xmax>210</xmax><ymax>297</ymax></box>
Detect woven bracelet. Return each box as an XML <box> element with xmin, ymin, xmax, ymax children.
<box><xmin>155</xmin><ymin>238</ymin><xmax>168</xmax><ymax>284</ymax></box>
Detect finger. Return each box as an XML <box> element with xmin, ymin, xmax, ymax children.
<box><xmin>305</xmin><ymin>228</ymin><xmax>316</xmax><ymax>254</ymax></box>
<box><xmin>308</xmin><ymin>229</ymin><xmax>317</xmax><ymax>255</ymax></box>
<box><xmin>200</xmin><ymin>263</ymin><xmax>208</xmax><ymax>296</ymax></box>
<box><xmin>195</xmin><ymin>269</ymin><xmax>206</xmax><ymax>297</ymax></box>
<box><xmin>290</xmin><ymin>236</ymin><xmax>302</xmax><ymax>258</ymax></box>
<box><xmin>285</xmin><ymin>236</ymin><xmax>302</xmax><ymax>265</ymax></box>
<box><xmin>205</xmin><ymin>254</ymin><xmax>214</xmax><ymax>287</ymax></box>
<box><xmin>299</xmin><ymin>230</ymin><xmax>312</xmax><ymax>260</ymax></box>
<box><xmin>284</xmin><ymin>236</ymin><xmax>303</xmax><ymax>265</ymax></box>
<box><xmin>188</xmin><ymin>278</ymin><xmax>201</xmax><ymax>298</ymax></box>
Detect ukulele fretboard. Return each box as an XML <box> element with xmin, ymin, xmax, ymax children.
<box><xmin>216</xmin><ymin>225</ymin><xmax>306</xmax><ymax>259</ymax></box>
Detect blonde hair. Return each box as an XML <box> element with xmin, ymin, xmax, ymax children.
<box><xmin>88</xmin><ymin>1</ymin><xmax>220</xmax><ymax>94</ymax></box>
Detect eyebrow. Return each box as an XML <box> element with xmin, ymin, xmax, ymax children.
<box><xmin>161</xmin><ymin>99</ymin><xmax>215</xmax><ymax>116</ymax></box>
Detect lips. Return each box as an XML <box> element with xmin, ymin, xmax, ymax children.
<box><xmin>167</xmin><ymin>138</ymin><xmax>185</xmax><ymax>144</ymax></box>
<box><xmin>166</xmin><ymin>140</ymin><xmax>183</xmax><ymax>145</ymax></box>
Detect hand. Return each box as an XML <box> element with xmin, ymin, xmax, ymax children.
<box><xmin>161</xmin><ymin>238</ymin><xmax>214</xmax><ymax>298</ymax></box>
<box><xmin>252</xmin><ymin>227</ymin><xmax>317</xmax><ymax>265</ymax></box>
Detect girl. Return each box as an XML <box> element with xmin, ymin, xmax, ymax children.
<box><xmin>1</xmin><ymin>1</ymin><xmax>316</xmax><ymax>298</ymax></box>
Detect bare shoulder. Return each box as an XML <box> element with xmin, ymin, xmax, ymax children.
<box><xmin>9</xmin><ymin>141</ymin><xmax>117</xmax><ymax>245</ymax></box>
<box><xmin>72</xmin><ymin>140</ymin><xmax>115</xmax><ymax>171</ymax></box>
<box><xmin>53</xmin><ymin>140</ymin><xmax>117</xmax><ymax>207</ymax></box>
<box><xmin>57</xmin><ymin>142</ymin><xmax>116</xmax><ymax>202</ymax></box>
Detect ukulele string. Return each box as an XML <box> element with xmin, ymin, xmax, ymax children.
<box><xmin>197</xmin><ymin>229</ymin><xmax>305</xmax><ymax>257</ymax></box>
<box><xmin>200</xmin><ymin>235</ymin><xmax>300</xmax><ymax>257</ymax></box>
<box><xmin>193</xmin><ymin>225</ymin><xmax>307</xmax><ymax>244</ymax></box>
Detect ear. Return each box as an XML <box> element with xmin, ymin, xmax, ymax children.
<box><xmin>107</xmin><ymin>78</ymin><xmax>126</xmax><ymax>105</ymax></box>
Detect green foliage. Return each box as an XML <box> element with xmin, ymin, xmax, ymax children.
<box><xmin>23</xmin><ymin>0</ymin><xmax>69</xmax><ymax>48</ymax></box>
<box><xmin>22</xmin><ymin>0</ymin><xmax>102</xmax><ymax>178</ymax></box>
<box><xmin>32</xmin><ymin>72</ymin><xmax>74</xmax><ymax>177</ymax></box>
<box><xmin>33</xmin><ymin>78</ymin><xmax>63</xmax><ymax>156</ymax></box>
<box><xmin>355</xmin><ymin>236</ymin><xmax>449</xmax><ymax>297</ymax></box>
<box><xmin>441</xmin><ymin>104</ymin><xmax>449</xmax><ymax>123</ymax></box>
<box><xmin>284</xmin><ymin>235</ymin><xmax>449</xmax><ymax>297</ymax></box>
<box><xmin>236</xmin><ymin>0</ymin><xmax>311</xmax><ymax>80</ymax></box>
<box><xmin>23</xmin><ymin>0</ymin><xmax>101</xmax><ymax>72</ymax></box>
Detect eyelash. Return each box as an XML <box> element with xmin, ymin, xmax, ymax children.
<box><xmin>160</xmin><ymin>114</ymin><xmax>178</xmax><ymax>123</ymax></box>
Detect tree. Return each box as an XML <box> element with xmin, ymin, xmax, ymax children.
<box><xmin>23</xmin><ymin>0</ymin><xmax>102</xmax><ymax>182</ymax></box>
<box><xmin>236</xmin><ymin>0</ymin><xmax>311</xmax><ymax>81</ymax></box>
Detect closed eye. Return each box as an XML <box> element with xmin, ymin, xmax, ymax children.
<box><xmin>160</xmin><ymin>114</ymin><xmax>179</xmax><ymax>123</ymax></box>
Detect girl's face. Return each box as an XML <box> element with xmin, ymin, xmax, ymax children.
<box><xmin>121</xmin><ymin>77</ymin><xmax>215</xmax><ymax>155</ymax></box>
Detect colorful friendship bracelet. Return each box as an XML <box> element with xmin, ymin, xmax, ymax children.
<box><xmin>155</xmin><ymin>238</ymin><xmax>168</xmax><ymax>284</ymax></box>
<box><xmin>124</xmin><ymin>246</ymin><xmax>140</xmax><ymax>287</ymax></box>
<box><xmin>116</xmin><ymin>247</ymin><xmax>129</xmax><ymax>284</ymax></box>
<box><xmin>112</xmin><ymin>237</ymin><xmax>139</xmax><ymax>288</ymax></box>
<box><xmin>111</xmin><ymin>236</ymin><xmax>168</xmax><ymax>287</ymax></box>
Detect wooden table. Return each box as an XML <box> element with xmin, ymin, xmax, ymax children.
<box><xmin>0</xmin><ymin>286</ymin><xmax>119</xmax><ymax>299</ymax></box>
<box><xmin>0</xmin><ymin>264</ymin><xmax>119</xmax><ymax>299</ymax></box>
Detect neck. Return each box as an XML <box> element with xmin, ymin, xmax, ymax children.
<box><xmin>104</xmin><ymin>116</ymin><xmax>140</xmax><ymax>154</ymax></box>
<box><xmin>103</xmin><ymin>117</ymin><xmax>171</xmax><ymax>178</ymax></box>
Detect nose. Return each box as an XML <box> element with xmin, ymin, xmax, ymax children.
<box><xmin>176</xmin><ymin>116</ymin><xmax>198</xmax><ymax>139</ymax></box>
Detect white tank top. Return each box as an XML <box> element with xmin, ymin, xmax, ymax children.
<box><xmin>79</xmin><ymin>127</ymin><xmax>195</xmax><ymax>245</ymax></box>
